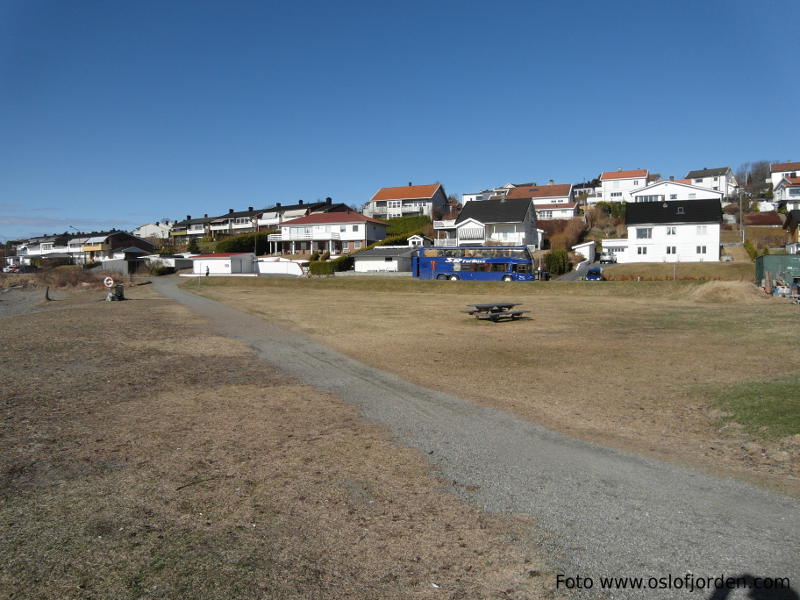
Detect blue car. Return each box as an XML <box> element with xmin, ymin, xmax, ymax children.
<box><xmin>585</xmin><ymin>267</ymin><xmax>604</xmax><ymax>281</ymax></box>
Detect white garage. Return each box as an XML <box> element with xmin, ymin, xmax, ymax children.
<box><xmin>353</xmin><ymin>247</ymin><xmax>416</xmax><ymax>273</ymax></box>
<box><xmin>191</xmin><ymin>252</ymin><xmax>255</xmax><ymax>275</ymax></box>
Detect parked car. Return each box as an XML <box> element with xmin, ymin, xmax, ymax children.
<box><xmin>599</xmin><ymin>252</ymin><xmax>616</xmax><ymax>264</ymax></box>
<box><xmin>2</xmin><ymin>265</ymin><xmax>19</xmax><ymax>273</ymax></box>
<box><xmin>585</xmin><ymin>267</ymin><xmax>605</xmax><ymax>281</ymax></box>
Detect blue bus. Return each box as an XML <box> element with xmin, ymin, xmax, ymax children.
<box><xmin>412</xmin><ymin>246</ymin><xmax>538</xmax><ymax>281</ymax></box>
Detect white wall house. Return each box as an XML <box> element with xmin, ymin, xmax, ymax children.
<box><xmin>133</xmin><ymin>221</ymin><xmax>174</xmax><ymax>239</ymax></box>
<box><xmin>630</xmin><ymin>180</ymin><xmax>724</xmax><ymax>203</ymax></box>
<box><xmin>191</xmin><ymin>253</ymin><xmax>255</xmax><ymax>275</ymax></box>
<box><xmin>593</xmin><ymin>169</ymin><xmax>649</xmax><ymax>204</ymax></box>
<box><xmin>353</xmin><ymin>247</ymin><xmax>416</xmax><ymax>272</ymax></box>
<box><xmin>363</xmin><ymin>183</ymin><xmax>447</xmax><ymax>219</ymax></box>
<box><xmin>774</xmin><ymin>177</ymin><xmax>800</xmax><ymax>210</ymax></box>
<box><xmin>601</xmin><ymin>199</ymin><xmax>721</xmax><ymax>264</ymax></box>
<box><xmin>434</xmin><ymin>197</ymin><xmax>540</xmax><ymax>248</ymax></box>
<box><xmin>505</xmin><ymin>183</ymin><xmax>577</xmax><ymax>219</ymax></box>
<box><xmin>770</xmin><ymin>161</ymin><xmax>800</xmax><ymax>188</ymax></box>
<box><xmin>268</xmin><ymin>210</ymin><xmax>387</xmax><ymax>254</ymax></box>
<box><xmin>684</xmin><ymin>167</ymin><xmax>738</xmax><ymax>198</ymax></box>
<box><xmin>461</xmin><ymin>184</ymin><xmax>518</xmax><ymax>205</ymax></box>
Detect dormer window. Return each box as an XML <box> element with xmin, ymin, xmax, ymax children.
<box><xmin>676</xmin><ymin>206</ymin><xmax>685</xmax><ymax>215</ymax></box>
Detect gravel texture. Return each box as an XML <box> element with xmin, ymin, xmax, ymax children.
<box><xmin>155</xmin><ymin>277</ymin><xmax>800</xmax><ymax>599</ymax></box>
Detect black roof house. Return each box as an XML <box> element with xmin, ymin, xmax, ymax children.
<box><xmin>685</xmin><ymin>167</ymin><xmax>731</xmax><ymax>179</ymax></box>
<box><xmin>626</xmin><ymin>199</ymin><xmax>722</xmax><ymax>226</ymax></box>
<box><xmin>455</xmin><ymin>197</ymin><xmax>533</xmax><ymax>224</ymax></box>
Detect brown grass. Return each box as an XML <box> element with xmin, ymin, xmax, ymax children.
<box><xmin>0</xmin><ymin>266</ymin><xmax>108</xmax><ymax>290</ymax></box>
<box><xmin>187</xmin><ymin>277</ymin><xmax>800</xmax><ymax>496</ymax></box>
<box><xmin>603</xmin><ymin>262</ymin><xmax>754</xmax><ymax>281</ymax></box>
<box><xmin>0</xmin><ymin>286</ymin><xmax>555</xmax><ymax>599</ymax></box>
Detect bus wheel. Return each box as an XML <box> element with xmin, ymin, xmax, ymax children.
<box><xmin>448</xmin><ymin>275</ymin><xmax>459</xmax><ymax>281</ymax></box>
<box><xmin>502</xmin><ymin>275</ymin><xmax>513</xmax><ymax>282</ymax></box>
<box><xmin>436</xmin><ymin>274</ymin><xmax>447</xmax><ymax>280</ymax></box>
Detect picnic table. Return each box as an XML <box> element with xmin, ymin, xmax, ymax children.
<box><xmin>462</xmin><ymin>302</ymin><xmax>530</xmax><ymax>322</ymax></box>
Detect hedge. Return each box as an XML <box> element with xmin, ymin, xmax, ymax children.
<box><xmin>215</xmin><ymin>231</ymin><xmax>277</xmax><ymax>255</ymax></box>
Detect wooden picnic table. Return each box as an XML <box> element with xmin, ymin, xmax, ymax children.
<box><xmin>461</xmin><ymin>302</ymin><xmax>529</xmax><ymax>322</ymax></box>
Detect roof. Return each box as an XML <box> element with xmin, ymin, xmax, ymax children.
<box><xmin>280</xmin><ymin>211</ymin><xmax>387</xmax><ymax>226</ymax></box>
<box><xmin>354</xmin><ymin>247</ymin><xmax>416</xmax><ymax>258</ymax></box>
<box><xmin>600</xmin><ymin>169</ymin><xmax>648</xmax><ymax>181</ymax></box>
<box><xmin>455</xmin><ymin>197</ymin><xmax>531</xmax><ymax>224</ymax></box>
<box><xmin>505</xmin><ymin>183</ymin><xmax>572</xmax><ymax>199</ymax></box>
<box><xmin>190</xmin><ymin>253</ymin><xmax>251</xmax><ymax>259</ymax></box>
<box><xmin>776</xmin><ymin>177</ymin><xmax>800</xmax><ymax>188</ymax></box>
<box><xmin>744</xmin><ymin>212</ymin><xmax>784</xmax><ymax>227</ymax></box>
<box><xmin>771</xmin><ymin>161</ymin><xmax>800</xmax><ymax>173</ymax></box>
<box><xmin>370</xmin><ymin>184</ymin><xmax>442</xmax><ymax>201</ymax></box>
<box><xmin>675</xmin><ymin>178</ymin><xmax>692</xmax><ymax>185</ymax></box>
<box><xmin>685</xmin><ymin>167</ymin><xmax>730</xmax><ymax>179</ymax></box>
<box><xmin>625</xmin><ymin>199</ymin><xmax>722</xmax><ymax>226</ymax></box>
<box><xmin>117</xmin><ymin>246</ymin><xmax>150</xmax><ymax>254</ymax></box>
<box><xmin>632</xmin><ymin>179</ymin><xmax>722</xmax><ymax>196</ymax></box>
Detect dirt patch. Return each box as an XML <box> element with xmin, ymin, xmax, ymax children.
<box><xmin>0</xmin><ymin>284</ymin><xmax>556</xmax><ymax>599</ymax></box>
<box><xmin>189</xmin><ymin>278</ymin><xmax>800</xmax><ymax>496</ymax></box>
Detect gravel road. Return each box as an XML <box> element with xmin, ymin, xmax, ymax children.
<box><xmin>154</xmin><ymin>277</ymin><xmax>800</xmax><ymax>599</ymax></box>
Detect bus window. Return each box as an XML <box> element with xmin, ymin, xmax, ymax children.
<box><xmin>514</xmin><ymin>263</ymin><xmax>530</xmax><ymax>273</ymax></box>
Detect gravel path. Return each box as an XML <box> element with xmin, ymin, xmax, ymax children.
<box><xmin>154</xmin><ymin>277</ymin><xmax>800</xmax><ymax>599</ymax></box>
<box><xmin>0</xmin><ymin>287</ymin><xmax>45</xmax><ymax>319</ymax></box>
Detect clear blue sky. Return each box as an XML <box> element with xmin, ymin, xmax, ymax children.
<box><xmin>1</xmin><ymin>0</ymin><xmax>798</xmax><ymax>240</ymax></box>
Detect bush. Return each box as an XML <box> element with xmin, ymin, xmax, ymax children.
<box><xmin>386</xmin><ymin>216</ymin><xmax>431</xmax><ymax>237</ymax></box>
<box><xmin>320</xmin><ymin>251</ymin><xmax>330</xmax><ymax>261</ymax></box>
<box><xmin>149</xmin><ymin>264</ymin><xmax>174</xmax><ymax>276</ymax></box>
<box><xmin>187</xmin><ymin>238</ymin><xmax>199</xmax><ymax>253</ymax></box>
<box><xmin>744</xmin><ymin>240</ymin><xmax>758</xmax><ymax>260</ymax></box>
<box><xmin>308</xmin><ymin>254</ymin><xmax>353</xmax><ymax>275</ymax></box>
<box><xmin>594</xmin><ymin>201</ymin><xmax>626</xmax><ymax>220</ymax></box>
<box><xmin>215</xmin><ymin>231</ymin><xmax>276</xmax><ymax>255</ymax></box>
<box><xmin>545</xmin><ymin>249</ymin><xmax>571</xmax><ymax>275</ymax></box>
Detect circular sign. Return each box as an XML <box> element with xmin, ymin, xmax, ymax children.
<box><xmin>103</xmin><ymin>276</ymin><xmax>115</xmax><ymax>288</ymax></box>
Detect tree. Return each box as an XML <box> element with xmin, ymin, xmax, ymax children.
<box><xmin>187</xmin><ymin>237</ymin><xmax>199</xmax><ymax>253</ymax></box>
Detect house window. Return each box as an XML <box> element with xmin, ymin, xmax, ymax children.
<box><xmin>713</xmin><ymin>177</ymin><xmax>718</xmax><ymax>181</ymax></box>
<box><xmin>712</xmin><ymin>187</ymin><xmax>718</xmax><ymax>190</ymax></box>
<box><xmin>696</xmin><ymin>225</ymin><xmax>707</xmax><ymax>234</ymax></box>
<box><xmin>352</xmin><ymin>225</ymin><xmax>359</xmax><ymax>232</ymax></box>
<box><xmin>388</xmin><ymin>201</ymin><xmax>401</xmax><ymax>209</ymax></box>
<box><xmin>340</xmin><ymin>225</ymin><xmax>346</xmax><ymax>232</ymax></box>
<box><xmin>666</xmin><ymin>226</ymin><xmax>676</xmax><ymax>235</ymax></box>
<box><xmin>689</xmin><ymin>193</ymin><xmax>696</xmax><ymax>199</ymax></box>
<box><xmin>677</xmin><ymin>207</ymin><xmax>685</xmax><ymax>215</ymax></box>
<box><xmin>636</xmin><ymin>228</ymin><xmax>652</xmax><ymax>239</ymax></box>
<box><xmin>41</xmin><ymin>243</ymin><xmax>53</xmax><ymax>250</ymax></box>
<box><xmin>697</xmin><ymin>246</ymin><xmax>707</xmax><ymax>254</ymax></box>
<box><xmin>666</xmin><ymin>246</ymin><xmax>676</xmax><ymax>254</ymax></box>
<box><xmin>610</xmin><ymin>192</ymin><xmax>622</xmax><ymax>198</ymax></box>
<box><xmin>354</xmin><ymin>241</ymin><xmax>361</xmax><ymax>249</ymax></box>
<box><xmin>637</xmin><ymin>247</ymin><xmax>647</xmax><ymax>255</ymax></box>
<box><xmin>694</xmin><ymin>179</ymin><xmax>702</xmax><ymax>183</ymax></box>
<box><xmin>540</xmin><ymin>210</ymin><xmax>553</xmax><ymax>219</ymax></box>
<box><xmin>670</xmin><ymin>194</ymin><xmax>677</xmax><ymax>200</ymax></box>
<box><xmin>637</xmin><ymin>195</ymin><xmax>663</xmax><ymax>203</ymax></box>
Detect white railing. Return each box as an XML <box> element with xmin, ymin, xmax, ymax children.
<box><xmin>268</xmin><ymin>232</ymin><xmax>341</xmax><ymax>241</ymax></box>
<box><xmin>433</xmin><ymin>220</ymin><xmax>456</xmax><ymax>229</ymax></box>
<box><xmin>459</xmin><ymin>228</ymin><xmax>485</xmax><ymax>240</ymax></box>
<box><xmin>434</xmin><ymin>238</ymin><xmax>459</xmax><ymax>247</ymax></box>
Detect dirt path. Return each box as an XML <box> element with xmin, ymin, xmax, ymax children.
<box><xmin>154</xmin><ymin>277</ymin><xmax>800</xmax><ymax>599</ymax></box>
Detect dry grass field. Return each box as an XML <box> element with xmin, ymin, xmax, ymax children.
<box><xmin>189</xmin><ymin>277</ymin><xmax>800</xmax><ymax>496</ymax></box>
<box><xmin>0</xmin><ymin>285</ymin><xmax>556</xmax><ymax>599</ymax></box>
<box><xmin>602</xmin><ymin>261</ymin><xmax>754</xmax><ymax>281</ymax></box>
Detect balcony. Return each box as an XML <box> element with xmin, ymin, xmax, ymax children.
<box><xmin>268</xmin><ymin>232</ymin><xmax>342</xmax><ymax>242</ymax></box>
<box><xmin>434</xmin><ymin>238</ymin><xmax>459</xmax><ymax>247</ymax></box>
<box><xmin>458</xmin><ymin>227</ymin><xmax>485</xmax><ymax>241</ymax></box>
<box><xmin>433</xmin><ymin>219</ymin><xmax>456</xmax><ymax>229</ymax></box>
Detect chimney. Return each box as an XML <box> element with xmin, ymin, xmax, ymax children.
<box><xmin>669</xmin><ymin>175</ymin><xmax>674</xmax><ymax>181</ymax></box>
<box><xmin>248</xmin><ymin>206</ymin><xmax>253</xmax><ymax>212</ymax></box>
<box><xmin>204</xmin><ymin>213</ymin><xmax>208</xmax><ymax>218</ymax></box>
<box><xmin>325</xmin><ymin>197</ymin><xmax>332</xmax><ymax>204</ymax></box>
<box><xmin>298</xmin><ymin>199</ymin><xmax>304</xmax><ymax>205</ymax></box>
<box><xmin>276</xmin><ymin>202</ymin><xmax>281</xmax><ymax>208</ymax></box>
<box><xmin>187</xmin><ymin>215</ymin><xmax>191</xmax><ymax>220</ymax></box>
<box><xmin>408</xmin><ymin>181</ymin><xmax>412</xmax><ymax>186</ymax></box>
<box><xmin>228</xmin><ymin>208</ymin><xmax>234</xmax><ymax>214</ymax></box>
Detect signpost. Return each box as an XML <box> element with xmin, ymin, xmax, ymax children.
<box><xmin>104</xmin><ymin>276</ymin><xmax>124</xmax><ymax>301</ymax></box>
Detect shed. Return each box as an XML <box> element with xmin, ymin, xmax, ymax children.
<box><xmin>754</xmin><ymin>255</ymin><xmax>800</xmax><ymax>288</ymax></box>
<box><xmin>191</xmin><ymin>252</ymin><xmax>254</xmax><ymax>275</ymax></box>
<box><xmin>353</xmin><ymin>247</ymin><xmax>416</xmax><ymax>272</ymax></box>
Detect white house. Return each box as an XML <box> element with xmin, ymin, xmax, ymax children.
<box><xmin>601</xmin><ymin>199</ymin><xmax>721</xmax><ymax>263</ymax></box>
<box><xmin>268</xmin><ymin>210</ymin><xmax>387</xmax><ymax>254</ymax></box>
<box><xmin>256</xmin><ymin>199</ymin><xmax>341</xmax><ymax>229</ymax></box>
<box><xmin>593</xmin><ymin>169</ymin><xmax>649</xmax><ymax>204</ymax></box>
<box><xmin>774</xmin><ymin>177</ymin><xmax>800</xmax><ymax>210</ymax></box>
<box><xmin>133</xmin><ymin>221</ymin><xmax>174</xmax><ymax>239</ymax></box>
<box><xmin>434</xmin><ymin>197</ymin><xmax>540</xmax><ymax>248</ymax></box>
<box><xmin>353</xmin><ymin>247</ymin><xmax>417</xmax><ymax>273</ymax></box>
<box><xmin>461</xmin><ymin>183</ymin><xmax>520</xmax><ymax>204</ymax></box>
<box><xmin>363</xmin><ymin>183</ymin><xmax>447</xmax><ymax>219</ymax></box>
<box><xmin>684</xmin><ymin>167</ymin><xmax>738</xmax><ymax>198</ymax></box>
<box><xmin>191</xmin><ymin>252</ymin><xmax>255</xmax><ymax>275</ymax></box>
<box><xmin>629</xmin><ymin>180</ymin><xmax>724</xmax><ymax>203</ymax></box>
<box><xmin>505</xmin><ymin>183</ymin><xmax>578</xmax><ymax>219</ymax></box>
<box><xmin>770</xmin><ymin>161</ymin><xmax>800</xmax><ymax>188</ymax></box>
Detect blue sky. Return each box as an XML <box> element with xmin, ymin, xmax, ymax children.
<box><xmin>1</xmin><ymin>0</ymin><xmax>798</xmax><ymax>240</ymax></box>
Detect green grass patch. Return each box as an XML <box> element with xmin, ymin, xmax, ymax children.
<box><xmin>715</xmin><ymin>376</ymin><xmax>800</xmax><ymax>439</ymax></box>
<box><xmin>604</xmin><ymin>262</ymin><xmax>753</xmax><ymax>281</ymax></box>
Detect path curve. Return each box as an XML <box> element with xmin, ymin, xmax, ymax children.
<box><xmin>154</xmin><ymin>277</ymin><xmax>799</xmax><ymax>599</ymax></box>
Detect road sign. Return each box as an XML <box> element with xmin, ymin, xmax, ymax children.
<box><xmin>103</xmin><ymin>276</ymin><xmax>115</xmax><ymax>288</ymax></box>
